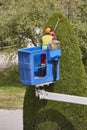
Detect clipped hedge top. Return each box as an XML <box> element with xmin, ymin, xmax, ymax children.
<box><xmin>45</xmin><ymin>13</ymin><xmax>87</xmax><ymax>96</ymax></box>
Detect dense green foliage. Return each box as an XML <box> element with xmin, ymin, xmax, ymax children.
<box><xmin>72</xmin><ymin>0</ymin><xmax>87</xmax><ymax>72</ymax></box>
<box><xmin>0</xmin><ymin>66</ymin><xmax>26</xmax><ymax>108</ymax></box>
<box><xmin>0</xmin><ymin>0</ymin><xmax>86</xmax><ymax>71</ymax></box>
<box><xmin>0</xmin><ymin>0</ymin><xmax>87</xmax><ymax>128</ymax></box>
<box><xmin>23</xmin><ymin>13</ymin><xmax>87</xmax><ymax>130</ymax></box>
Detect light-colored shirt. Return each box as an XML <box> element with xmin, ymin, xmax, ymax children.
<box><xmin>42</xmin><ymin>35</ymin><xmax>52</xmax><ymax>49</ymax></box>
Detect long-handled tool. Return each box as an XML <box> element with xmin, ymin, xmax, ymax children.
<box><xmin>54</xmin><ymin>18</ymin><xmax>60</xmax><ymax>32</ymax></box>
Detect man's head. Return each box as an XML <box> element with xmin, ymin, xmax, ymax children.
<box><xmin>45</xmin><ymin>27</ymin><xmax>51</xmax><ymax>34</ymax></box>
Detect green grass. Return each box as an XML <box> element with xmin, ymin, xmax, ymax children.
<box><xmin>0</xmin><ymin>66</ymin><xmax>26</xmax><ymax>109</ymax></box>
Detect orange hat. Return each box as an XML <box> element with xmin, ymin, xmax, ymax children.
<box><xmin>45</xmin><ymin>27</ymin><xmax>51</xmax><ymax>34</ymax></box>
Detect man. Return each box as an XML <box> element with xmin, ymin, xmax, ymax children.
<box><xmin>41</xmin><ymin>27</ymin><xmax>60</xmax><ymax>81</ymax></box>
<box><xmin>42</xmin><ymin>27</ymin><xmax>52</xmax><ymax>49</ymax></box>
<box><xmin>41</xmin><ymin>27</ymin><xmax>52</xmax><ymax>76</ymax></box>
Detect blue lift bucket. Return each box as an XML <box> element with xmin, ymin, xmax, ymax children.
<box><xmin>18</xmin><ymin>46</ymin><xmax>61</xmax><ymax>86</ymax></box>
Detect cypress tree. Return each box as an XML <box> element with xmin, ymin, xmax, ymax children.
<box><xmin>23</xmin><ymin>13</ymin><xmax>87</xmax><ymax>130</ymax></box>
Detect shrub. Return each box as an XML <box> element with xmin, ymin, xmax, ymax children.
<box><xmin>23</xmin><ymin>13</ymin><xmax>87</xmax><ymax>130</ymax></box>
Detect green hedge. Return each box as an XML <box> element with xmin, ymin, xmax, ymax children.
<box><xmin>23</xmin><ymin>13</ymin><xmax>87</xmax><ymax>130</ymax></box>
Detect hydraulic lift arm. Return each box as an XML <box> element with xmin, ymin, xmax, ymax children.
<box><xmin>36</xmin><ymin>89</ymin><xmax>87</xmax><ymax>105</ymax></box>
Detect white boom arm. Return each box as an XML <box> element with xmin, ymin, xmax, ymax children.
<box><xmin>36</xmin><ymin>89</ymin><xmax>87</xmax><ymax>105</ymax></box>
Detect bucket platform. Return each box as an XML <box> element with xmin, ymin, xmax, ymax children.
<box><xmin>18</xmin><ymin>46</ymin><xmax>61</xmax><ymax>86</ymax></box>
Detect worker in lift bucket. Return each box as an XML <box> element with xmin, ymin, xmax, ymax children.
<box><xmin>41</xmin><ymin>27</ymin><xmax>53</xmax><ymax>76</ymax></box>
<box><xmin>42</xmin><ymin>27</ymin><xmax>60</xmax><ymax>81</ymax></box>
<box><xmin>42</xmin><ymin>27</ymin><xmax>53</xmax><ymax>49</ymax></box>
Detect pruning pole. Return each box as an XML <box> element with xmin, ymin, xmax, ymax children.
<box><xmin>54</xmin><ymin>18</ymin><xmax>60</xmax><ymax>32</ymax></box>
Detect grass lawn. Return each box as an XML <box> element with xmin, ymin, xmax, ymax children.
<box><xmin>0</xmin><ymin>66</ymin><xmax>26</xmax><ymax>109</ymax></box>
<box><xmin>0</xmin><ymin>86</ymin><xmax>26</xmax><ymax>109</ymax></box>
